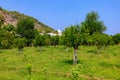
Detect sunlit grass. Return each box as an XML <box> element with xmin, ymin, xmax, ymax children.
<box><xmin>0</xmin><ymin>45</ymin><xmax>120</xmax><ymax>80</ymax></box>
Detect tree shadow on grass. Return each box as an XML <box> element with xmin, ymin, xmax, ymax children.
<box><xmin>62</xmin><ymin>59</ymin><xmax>82</xmax><ymax>65</ymax></box>
<box><xmin>87</xmin><ymin>50</ymin><xmax>97</xmax><ymax>54</ymax></box>
<box><xmin>36</xmin><ymin>49</ymin><xmax>46</xmax><ymax>52</ymax></box>
<box><xmin>63</xmin><ymin>60</ymin><xmax>73</xmax><ymax>65</ymax></box>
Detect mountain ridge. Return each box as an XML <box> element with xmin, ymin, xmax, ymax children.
<box><xmin>0</xmin><ymin>7</ymin><xmax>54</xmax><ymax>33</ymax></box>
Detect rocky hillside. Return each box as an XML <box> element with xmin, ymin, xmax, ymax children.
<box><xmin>0</xmin><ymin>7</ymin><xmax>54</xmax><ymax>33</ymax></box>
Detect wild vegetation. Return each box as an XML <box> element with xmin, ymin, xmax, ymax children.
<box><xmin>0</xmin><ymin>7</ymin><xmax>120</xmax><ymax>80</ymax></box>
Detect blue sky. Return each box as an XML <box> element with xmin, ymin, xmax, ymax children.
<box><xmin>0</xmin><ymin>0</ymin><xmax>120</xmax><ymax>35</ymax></box>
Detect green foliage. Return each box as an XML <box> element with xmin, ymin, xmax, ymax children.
<box><xmin>2</xmin><ymin>24</ymin><xmax>16</xmax><ymax>36</ymax></box>
<box><xmin>81</xmin><ymin>11</ymin><xmax>106</xmax><ymax>35</ymax></box>
<box><xmin>112</xmin><ymin>33</ymin><xmax>120</xmax><ymax>44</ymax></box>
<box><xmin>26</xmin><ymin>64</ymin><xmax>32</xmax><ymax>75</ymax></box>
<box><xmin>0</xmin><ymin>14</ymin><xmax>5</xmax><ymax>27</ymax></box>
<box><xmin>62</xmin><ymin>25</ymin><xmax>84</xmax><ymax>64</ymax></box>
<box><xmin>84</xmin><ymin>34</ymin><xmax>94</xmax><ymax>45</ymax></box>
<box><xmin>71</xmin><ymin>64</ymin><xmax>83</xmax><ymax>80</ymax></box>
<box><xmin>44</xmin><ymin>34</ymin><xmax>52</xmax><ymax>46</ymax></box>
<box><xmin>34</xmin><ymin>35</ymin><xmax>45</xmax><ymax>51</ymax></box>
<box><xmin>14</xmin><ymin>38</ymin><xmax>26</xmax><ymax>54</ymax></box>
<box><xmin>16</xmin><ymin>17</ymin><xmax>37</xmax><ymax>46</ymax></box>
<box><xmin>0</xmin><ymin>28</ymin><xmax>14</xmax><ymax>49</ymax></box>
<box><xmin>16</xmin><ymin>17</ymin><xmax>35</xmax><ymax>36</ymax></box>
<box><xmin>26</xmin><ymin>63</ymin><xmax>33</xmax><ymax>80</ymax></box>
<box><xmin>2</xmin><ymin>24</ymin><xmax>15</xmax><ymax>32</ymax></box>
<box><xmin>51</xmin><ymin>35</ymin><xmax>60</xmax><ymax>46</ymax></box>
<box><xmin>62</xmin><ymin>25</ymin><xmax>81</xmax><ymax>49</ymax></box>
<box><xmin>91</xmin><ymin>33</ymin><xmax>112</xmax><ymax>53</ymax></box>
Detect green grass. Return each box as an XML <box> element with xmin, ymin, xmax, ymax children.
<box><xmin>0</xmin><ymin>45</ymin><xmax>120</xmax><ymax>80</ymax></box>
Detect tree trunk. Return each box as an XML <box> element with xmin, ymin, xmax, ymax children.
<box><xmin>73</xmin><ymin>48</ymin><xmax>77</xmax><ymax>64</ymax></box>
<box><xmin>40</xmin><ymin>46</ymin><xmax>42</xmax><ymax>51</ymax></box>
<box><xmin>65</xmin><ymin>47</ymin><xmax>68</xmax><ymax>52</ymax></box>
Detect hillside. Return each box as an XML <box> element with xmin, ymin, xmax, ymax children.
<box><xmin>0</xmin><ymin>7</ymin><xmax>54</xmax><ymax>33</ymax></box>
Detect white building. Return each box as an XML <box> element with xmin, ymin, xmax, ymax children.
<box><xmin>39</xmin><ymin>29</ymin><xmax>62</xmax><ymax>36</ymax></box>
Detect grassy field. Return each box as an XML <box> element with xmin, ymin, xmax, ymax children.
<box><xmin>0</xmin><ymin>45</ymin><xmax>120</xmax><ymax>80</ymax></box>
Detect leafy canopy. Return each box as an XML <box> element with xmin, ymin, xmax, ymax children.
<box><xmin>14</xmin><ymin>38</ymin><xmax>26</xmax><ymax>50</ymax></box>
<box><xmin>16</xmin><ymin>18</ymin><xmax>37</xmax><ymax>45</ymax></box>
<box><xmin>17</xmin><ymin>18</ymin><xmax>35</xmax><ymax>37</ymax></box>
<box><xmin>112</xmin><ymin>33</ymin><xmax>120</xmax><ymax>44</ymax></box>
<box><xmin>0</xmin><ymin>28</ymin><xmax>14</xmax><ymax>49</ymax></box>
<box><xmin>81</xmin><ymin>11</ymin><xmax>106</xmax><ymax>35</ymax></box>
<box><xmin>91</xmin><ymin>33</ymin><xmax>111</xmax><ymax>49</ymax></box>
<box><xmin>62</xmin><ymin>25</ymin><xmax>82</xmax><ymax>49</ymax></box>
<box><xmin>34</xmin><ymin>35</ymin><xmax>45</xmax><ymax>47</ymax></box>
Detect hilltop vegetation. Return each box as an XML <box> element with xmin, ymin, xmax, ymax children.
<box><xmin>0</xmin><ymin>7</ymin><xmax>54</xmax><ymax>33</ymax></box>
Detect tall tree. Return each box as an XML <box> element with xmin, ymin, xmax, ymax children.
<box><xmin>62</xmin><ymin>25</ymin><xmax>83</xmax><ymax>64</ymax></box>
<box><xmin>16</xmin><ymin>18</ymin><xmax>36</xmax><ymax>46</ymax></box>
<box><xmin>81</xmin><ymin>11</ymin><xmax>106</xmax><ymax>35</ymax></box>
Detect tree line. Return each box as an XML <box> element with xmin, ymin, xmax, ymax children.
<box><xmin>0</xmin><ymin>11</ymin><xmax>120</xmax><ymax>64</ymax></box>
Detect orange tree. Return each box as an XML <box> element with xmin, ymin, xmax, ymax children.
<box><xmin>62</xmin><ymin>25</ymin><xmax>84</xmax><ymax>64</ymax></box>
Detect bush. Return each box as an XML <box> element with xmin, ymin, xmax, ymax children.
<box><xmin>0</xmin><ymin>29</ymin><xmax>14</xmax><ymax>49</ymax></box>
<box><xmin>71</xmin><ymin>64</ymin><xmax>83</xmax><ymax>80</ymax></box>
<box><xmin>112</xmin><ymin>33</ymin><xmax>120</xmax><ymax>44</ymax></box>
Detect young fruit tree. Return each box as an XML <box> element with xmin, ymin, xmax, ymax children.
<box><xmin>14</xmin><ymin>38</ymin><xmax>26</xmax><ymax>54</ymax></box>
<box><xmin>62</xmin><ymin>25</ymin><xmax>83</xmax><ymax>64</ymax></box>
<box><xmin>34</xmin><ymin>35</ymin><xmax>45</xmax><ymax>51</ymax></box>
<box><xmin>91</xmin><ymin>33</ymin><xmax>111</xmax><ymax>53</ymax></box>
<box><xmin>51</xmin><ymin>35</ymin><xmax>60</xmax><ymax>47</ymax></box>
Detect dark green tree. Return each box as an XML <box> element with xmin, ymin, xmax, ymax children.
<box><xmin>112</xmin><ymin>33</ymin><xmax>120</xmax><ymax>44</ymax></box>
<box><xmin>16</xmin><ymin>18</ymin><xmax>36</xmax><ymax>46</ymax></box>
<box><xmin>81</xmin><ymin>11</ymin><xmax>106</xmax><ymax>35</ymax></box>
<box><xmin>51</xmin><ymin>35</ymin><xmax>60</xmax><ymax>47</ymax></box>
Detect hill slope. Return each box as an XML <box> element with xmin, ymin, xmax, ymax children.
<box><xmin>0</xmin><ymin>7</ymin><xmax>54</xmax><ymax>32</ymax></box>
